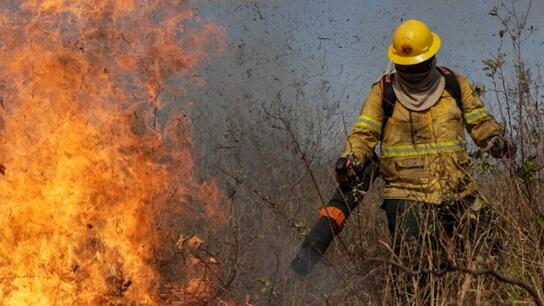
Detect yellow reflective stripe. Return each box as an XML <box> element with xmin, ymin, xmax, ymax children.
<box><xmin>354</xmin><ymin>115</ymin><xmax>382</xmax><ymax>133</ymax></box>
<box><xmin>464</xmin><ymin>107</ymin><xmax>491</xmax><ymax>124</ymax></box>
<box><xmin>381</xmin><ymin>141</ymin><xmax>465</xmax><ymax>158</ymax></box>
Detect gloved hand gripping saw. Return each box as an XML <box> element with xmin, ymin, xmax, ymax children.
<box><xmin>291</xmin><ymin>153</ymin><xmax>380</xmax><ymax>276</ymax></box>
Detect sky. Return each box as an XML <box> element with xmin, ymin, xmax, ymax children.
<box><xmin>191</xmin><ymin>0</ymin><xmax>543</xmax><ymax>124</ymax></box>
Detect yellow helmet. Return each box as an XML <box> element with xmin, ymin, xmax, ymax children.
<box><xmin>387</xmin><ymin>19</ymin><xmax>441</xmax><ymax>65</ymax></box>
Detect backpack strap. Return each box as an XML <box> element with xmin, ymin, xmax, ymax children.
<box><xmin>437</xmin><ymin>66</ymin><xmax>463</xmax><ymax>113</ymax></box>
<box><xmin>381</xmin><ymin>73</ymin><xmax>396</xmax><ymax>141</ymax></box>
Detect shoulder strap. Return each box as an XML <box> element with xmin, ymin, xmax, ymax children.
<box><xmin>437</xmin><ymin>66</ymin><xmax>463</xmax><ymax>112</ymax></box>
<box><xmin>381</xmin><ymin>73</ymin><xmax>396</xmax><ymax>140</ymax></box>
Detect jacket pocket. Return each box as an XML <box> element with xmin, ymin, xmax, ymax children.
<box><xmin>448</xmin><ymin>151</ymin><xmax>473</xmax><ymax>192</ymax></box>
<box><xmin>381</xmin><ymin>157</ymin><xmax>429</xmax><ymax>185</ymax></box>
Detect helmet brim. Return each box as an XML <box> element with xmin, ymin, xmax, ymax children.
<box><xmin>387</xmin><ymin>32</ymin><xmax>441</xmax><ymax>65</ymax></box>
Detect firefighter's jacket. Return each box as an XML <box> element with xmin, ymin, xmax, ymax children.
<box><xmin>343</xmin><ymin>72</ymin><xmax>503</xmax><ymax>204</ymax></box>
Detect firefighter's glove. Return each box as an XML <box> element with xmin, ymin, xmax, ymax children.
<box><xmin>487</xmin><ymin>136</ymin><xmax>516</xmax><ymax>159</ymax></box>
<box><xmin>335</xmin><ymin>155</ymin><xmax>361</xmax><ymax>188</ymax></box>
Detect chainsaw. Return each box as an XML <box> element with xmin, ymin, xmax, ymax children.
<box><xmin>291</xmin><ymin>153</ymin><xmax>380</xmax><ymax>275</ymax></box>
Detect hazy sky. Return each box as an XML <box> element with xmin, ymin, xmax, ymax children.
<box><xmin>192</xmin><ymin>0</ymin><xmax>543</xmax><ymax>121</ymax></box>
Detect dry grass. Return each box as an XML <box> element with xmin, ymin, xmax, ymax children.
<box><xmin>189</xmin><ymin>2</ymin><xmax>543</xmax><ymax>305</ymax></box>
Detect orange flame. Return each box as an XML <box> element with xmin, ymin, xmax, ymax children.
<box><xmin>0</xmin><ymin>0</ymin><xmax>225</xmax><ymax>304</ymax></box>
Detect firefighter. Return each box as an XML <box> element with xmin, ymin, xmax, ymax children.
<box><xmin>291</xmin><ymin>19</ymin><xmax>514</xmax><ymax>283</ymax></box>
<box><xmin>339</xmin><ymin>19</ymin><xmax>515</xmax><ymax>302</ymax></box>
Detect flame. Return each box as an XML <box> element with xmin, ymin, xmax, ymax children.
<box><xmin>0</xmin><ymin>1</ymin><xmax>225</xmax><ymax>304</ymax></box>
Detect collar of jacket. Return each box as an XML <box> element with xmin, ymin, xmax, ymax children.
<box><xmin>392</xmin><ymin>60</ymin><xmax>445</xmax><ymax>112</ymax></box>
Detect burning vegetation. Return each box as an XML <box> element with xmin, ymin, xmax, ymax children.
<box><xmin>0</xmin><ymin>0</ymin><xmax>226</xmax><ymax>304</ymax></box>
